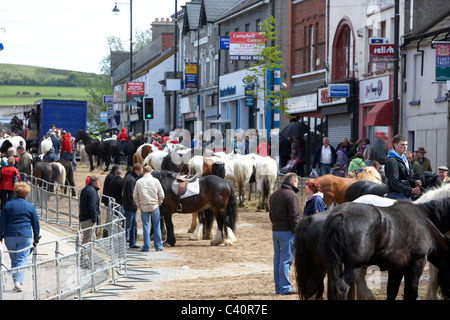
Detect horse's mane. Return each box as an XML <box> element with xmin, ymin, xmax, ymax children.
<box><xmin>347</xmin><ymin>166</ymin><xmax>382</xmax><ymax>184</ymax></box>
<box><xmin>415</xmin><ymin>183</ymin><xmax>450</xmax><ymax>204</ymax></box>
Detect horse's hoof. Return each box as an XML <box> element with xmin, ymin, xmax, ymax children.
<box><xmin>163</xmin><ymin>242</ymin><xmax>173</xmax><ymax>248</ymax></box>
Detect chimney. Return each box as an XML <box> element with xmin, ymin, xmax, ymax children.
<box><xmin>151</xmin><ymin>18</ymin><xmax>174</xmax><ymax>41</ymax></box>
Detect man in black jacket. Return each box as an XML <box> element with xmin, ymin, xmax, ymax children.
<box><xmin>269</xmin><ymin>172</ymin><xmax>301</xmax><ymax>295</ymax></box>
<box><xmin>385</xmin><ymin>134</ymin><xmax>421</xmax><ymax>200</ymax></box>
<box><xmin>312</xmin><ymin>137</ymin><xmax>336</xmax><ymax>176</ymax></box>
<box><xmin>79</xmin><ymin>175</ymin><xmax>100</xmax><ymax>266</ymax></box>
<box><xmin>122</xmin><ymin>163</ymin><xmax>143</xmax><ymax>249</ymax></box>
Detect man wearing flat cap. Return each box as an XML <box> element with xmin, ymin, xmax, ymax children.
<box><xmin>414</xmin><ymin>147</ymin><xmax>432</xmax><ymax>172</ymax></box>
<box><xmin>438</xmin><ymin>166</ymin><xmax>450</xmax><ymax>185</ymax></box>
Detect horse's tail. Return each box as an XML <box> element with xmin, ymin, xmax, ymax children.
<box><xmin>225</xmin><ymin>182</ymin><xmax>237</xmax><ymax>232</ymax></box>
<box><xmin>323</xmin><ymin>213</ymin><xmax>349</xmax><ymax>300</ymax></box>
<box><xmin>263</xmin><ymin>175</ymin><xmax>270</xmax><ymax>200</ymax></box>
<box><xmin>294</xmin><ymin>217</ymin><xmax>315</xmax><ymax>300</ymax></box>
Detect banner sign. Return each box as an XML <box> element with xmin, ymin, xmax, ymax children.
<box><xmin>436</xmin><ymin>43</ymin><xmax>450</xmax><ymax>81</ymax></box>
<box><xmin>185</xmin><ymin>62</ymin><xmax>198</xmax><ymax>88</ymax></box>
<box><xmin>229</xmin><ymin>32</ymin><xmax>265</xmax><ymax>61</ymax></box>
<box><xmin>126</xmin><ymin>82</ymin><xmax>144</xmax><ymax>107</ymax></box>
<box><xmin>369</xmin><ymin>43</ymin><xmax>394</xmax><ymax>63</ymax></box>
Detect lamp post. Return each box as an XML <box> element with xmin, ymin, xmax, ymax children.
<box><xmin>112</xmin><ymin>1</ymin><xmax>133</xmax><ymax>130</ymax></box>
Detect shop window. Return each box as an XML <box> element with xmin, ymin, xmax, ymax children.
<box><xmin>332</xmin><ymin>19</ymin><xmax>355</xmax><ymax>80</ymax></box>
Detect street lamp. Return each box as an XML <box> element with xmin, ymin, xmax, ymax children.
<box><xmin>112</xmin><ymin>1</ymin><xmax>133</xmax><ymax>130</ymax></box>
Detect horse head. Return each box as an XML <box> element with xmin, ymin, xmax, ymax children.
<box><xmin>75</xmin><ymin>130</ymin><xmax>90</xmax><ymax>144</ymax></box>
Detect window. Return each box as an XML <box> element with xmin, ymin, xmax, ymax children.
<box><xmin>332</xmin><ymin>20</ymin><xmax>354</xmax><ymax>80</ymax></box>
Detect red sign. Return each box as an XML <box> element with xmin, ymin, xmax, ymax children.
<box><xmin>369</xmin><ymin>44</ymin><xmax>394</xmax><ymax>63</ymax></box>
<box><xmin>126</xmin><ymin>82</ymin><xmax>145</xmax><ymax>95</ymax></box>
<box><xmin>229</xmin><ymin>32</ymin><xmax>265</xmax><ymax>61</ymax></box>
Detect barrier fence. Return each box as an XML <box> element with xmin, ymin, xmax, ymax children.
<box><xmin>0</xmin><ymin>174</ymin><xmax>131</xmax><ymax>300</ymax></box>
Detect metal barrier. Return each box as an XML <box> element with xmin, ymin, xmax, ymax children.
<box><xmin>0</xmin><ymin>174</ymin><xmax>131</xmax><ymax>300</ymax></box>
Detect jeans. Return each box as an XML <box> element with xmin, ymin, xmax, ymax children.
<box><xmin>4</xmin><ymin>237</ymin><xmax>33</xmax><ymax>284</ymax></box>
<box><xmin>141</xmin><ymin>207</ymin><xmax>163</xmax><ymax>251</ymax></box>
<box><xmin>388</xmin><ymin>192</ymin><xmax>411</xmax><ymax>200</ymax></box>
<box><xmin>71</xmin><ymin>152</ymin><xmax>77</xmax><ymax>170</ymax></box>
<box><xmin>123</xmin><ymin>209</ymin><xmax>138</xmax><ymax>247</ymax></box>
<box><xmin>272</xmin><ymin>231</ymin><xmax>295</xmax><ymax>295</ymax></box>
<box><xmin>318</xmin><ymin>163</ymin><xmax>332</xmax><ymax>176</ymax></box>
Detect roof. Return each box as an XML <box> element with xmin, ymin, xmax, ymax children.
<box><xmin>201</xmin><ymin>0</ymin><xmax>243</xmax><ymax>23</ymax></box>
<box><xmin>183</xmin><ymin>1</ymin><xmax>202</xmax><ymax>33</ymax></box>
<box><xmin>403</xmin><ymin>11</ymin><xmax>450</xmax><ymax>48</ymax></box>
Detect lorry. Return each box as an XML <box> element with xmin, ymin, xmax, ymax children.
<box><xmin>23</xmin><ymin>99</ymin><xmax>87</xmax><ymax>154</ymax></box>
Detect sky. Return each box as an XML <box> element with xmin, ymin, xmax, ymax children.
<box><xmin>0</xmin><ymin>0</ymin><xmax>188</xmax><ymax>74</ymax></box>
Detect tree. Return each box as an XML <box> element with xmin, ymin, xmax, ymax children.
<box><xmin>243</xmin><ymin>16</ymin><xmax>291</xmax><ymax>119</ymax></box>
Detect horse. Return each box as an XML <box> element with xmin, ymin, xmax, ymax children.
<box><xmin>234</xmin><ymin>154</ymin><xmax>257</xmax><ymax>207</ymax></box>
<box><xmin>0</xmin><ymin>136</ymin><xmax>26</xmax><ymax>154</ymax></box>
<box><xmin>344</xmin><ymin>172</ymin><xmax>441</xmax><ymax>203</ymax></box>
<box><xmin>122</xmin><ymin>138</ymin><xmax>145</xmax><ymax>167</ymax></box>
<box><xmin>324</xmin><ymin>198</ymin><xmax>450</xmax><ymax>300</ymax></box>
<box><xmin>151</xmin><ymin>170</ymin><xmax>237</xmax><ymax>247</ymax></box>
<box><xmin>75</xmin><ymin>130</ymin><xmax>120</xmax><ymax>171</ymax></box>
<box><xmin>255</xmin><ymin>156</ymin><xmax>277</xmax><ymax>212</ymax></box>
<box><xmin>311</xmin><ymin>167</ymin><xmax>382</xmax><ymax>208</ymax></box>
<box><xmin>134</xmin><ymin>143</ymin><xmax>157</xmax><ymax>164</ymax></box>
<box><xmin>344</xmin><ymin>180</ymin><xmax>389</xmax><ymax>202</ymax></box>
<box><xmin>161</xmin><ymin>149</ymin><xmax>191</xmax><ymax>174</ymax></box>
<box><xmin>294</xmin><ymin>184</ymin><xmax>450</xmax><ymax>300</ymax></box>
<box><xmin>40</xmin><ymin>137</ymin><xmax>53</xmax><ymax>154</ymax></box>
<box><xmin>144</xmin><ymin>150</ymin><xmax>168</xmax><ymax>171</ymax></box>
<box><xmin>31</xmin><ymin>160</ymin><xmax>66</xmax><ymax>194</ymax></box>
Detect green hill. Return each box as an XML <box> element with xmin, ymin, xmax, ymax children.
<box><xmin>0</xmin><ymin>64</ymin><xmax>102</xmax><ymax>105</ymax></box>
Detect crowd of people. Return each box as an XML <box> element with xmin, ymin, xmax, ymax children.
<box><xmin>269</xmin><ymin>133</ymin><xmax>450</xmax><ymax>296</ymax></box>
<box><xmin>2</xmin><ymin>121</ymin><xmax>450</xmax><ymax>296</ymax></box>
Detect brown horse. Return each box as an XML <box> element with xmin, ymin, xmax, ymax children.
<box><xmin>151</xmin><ymin>170</ymin><xmax>237</xmax><ymax>247</ymax></box>
<box><xmin>310</xmin><ymin>167</ymin><xmax>382</xmax><ymax>208</ymax></box>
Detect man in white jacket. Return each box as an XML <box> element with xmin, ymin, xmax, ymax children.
<box><xmin>133</xmin><ymin>166</ymin><xmax>165</xmax><ymax>251</ymax></box>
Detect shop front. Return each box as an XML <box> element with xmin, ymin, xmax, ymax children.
<box><xmin>359</xmin><ymin>76</ymin><xmax>394</xmax><ymax>164</ymax></box>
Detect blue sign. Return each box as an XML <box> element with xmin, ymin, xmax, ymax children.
<box><xmin>0</xmin><ymin>43</ymin><xmax>3</xmax><ymax>51</ymax></box>
<box><xmin>102</xmin><ymin>95</ymin><xmax>114</xmax><ymax>105</ymax></box>
<box><xmin>220</xmin><ymin>36</ymin><xmax>229</xmax><ymax>50</ymax></box>
<box><xmin>329</xmin><ymin>84</ymin><xmax>350</xmax><ymax>98</ymax></box>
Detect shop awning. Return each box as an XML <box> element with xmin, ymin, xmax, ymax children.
<box><xmin>364</xmin><ymin>100</ymin><xmax>395</xmax><ymax>126</ymax></box>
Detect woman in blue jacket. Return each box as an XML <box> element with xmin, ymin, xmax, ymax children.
<box><xmin>0</xmin><ymin>182</ymin><xmax>40</xmax><ymax>292</ymax></box>
<box><xmin>303</xmin><ymin>179</ymin><xmax>327</xmax><ymax>216</ymax></box>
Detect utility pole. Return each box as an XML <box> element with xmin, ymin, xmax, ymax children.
<box><xmin>393</xmin><ymin>0</ymin><xmax>399</xmax><ymax>135</ymax></box>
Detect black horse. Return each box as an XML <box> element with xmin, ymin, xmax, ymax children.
<box><xmin>151</xmin><ymin>170</ymin><xmax>237</xmax><ymax>247</ymax></box>
<box><xmin>344</xmin><ymin>180</ymin><xmax>389</xmax><ymax>202</ymax></box>
<box><xmin>122</xmin><ymin>138</ymin><xmax>145</xmax><ymax>167</ymax></box>
<box><xmin>75</xmin><ymin>130</ymin><xmax>120</xmax><ymax>171</ymax></box>
<box><xmin>324</xmin><ymin>199</ymin><xmax>450</xmax><ymax>300</ymax></box>
<box><xmin>295</xmin><ymin>185</ymin><xmax>450</xmax><ymax>300</ymax></box>
<box><xmin>345</xmin><ymin>172</ymin><xmax>441</xmax><ymax>203</ymax></box>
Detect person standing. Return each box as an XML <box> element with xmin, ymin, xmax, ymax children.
<box><xmin>69</xmin><ymin>132</ymin><xmax>78</xmax><ymax>171</ymax></box>
<box><xmin>50</xmin><ymin>132</ymin><xmax>60</xmax><ymax>157</ymax></box>
<box><xmin>384</xmin><ymin>135</ymin><xmax>421</xmax><ymax>200</ymax></box>
<box><xmin>406</xmin><ymin>151</ymin><xmax>423</xmax><ymax>180</ymax></box>
<box><xmin>269</xmin><ymin>172</ymin><xmax>301</xmax><ymax>295</ymax></box>
<box><xmin>414</xmin><ymin>147</ymin><xmax>433</xmax><ymax>172</ymax></box>
<box><xmin>362</xmin><ymin>138</ymin><xmax>375</xmax><ymax>165</ymax></box>
<box><xmin>0</xmin><ymin>182</ymin><xmax>40</xmax><ymax>292</ymax></box>
<box><xmin>79</xmin><ymin>175</ymin><xmax>101</xmax><ymax>266</ymax></box>
<box><xmin>278</xmin><ymin>134</ymin><xmax>291</xmax><ymax>169</ymax></box>
<box><xmin>312</xmin><ymin>137</ymin><xmax>336</xmax><ymax>176</ymax></box>
<box><xmin>133</xmin><ymin>166</ymin><xmax>165</xmax><ymax>252</ymax></box>
<box><xmin>122</xmin><ymin>163</ymin><xmax>143</xmax><ymax>249</ymax></box>
<box><xmin>61</xmin><ymin>130</ymin><xmax>72</xmax><ymax>162</ymax></box>
<box><xmin>0</xmin><ymin>157</ymin><xmax>21</xmax><ymax>210</ymax></box>
<box><xmin>101</xmin><ymin>164</ymin><xmax>121</xmax><ymax>207</ymax></box>
<box><xmin>16</xmin><ymin>146</ymin><xmax>32</xmax><ymax>182</ymax></box>
<box><xmin>107</xmin><ymin>167</ymin><xmax>124</xmax><ymax>207</ymax></box>
<box><xmin>303</xmin><ymin>180</ymin><xmax>327</xmax><ymax>216</ymax></box>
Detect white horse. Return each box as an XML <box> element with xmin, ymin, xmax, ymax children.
<box><xmin>135</xmin><ymin>143</ymin><xmax>158</xmax><ymax>164</ymax></box>
<box><xmin>0</xmin><ymin>136</ymin><xmax>26</xmax><ymax>152</ymax></box>
<box><xmin>255</xmin><ymin>156</ymin><xmax>278</xmax><ymax>211</ymax></box>
<box><xmin>234</xmin><ymin>154</ymin><xmax>258</xmax><ymax>207</ymax></box>
<box><xmin>143</xmin><ymin>150</ymin><xmax>168</xmax><ymax>171</ymax></box>
<box><xmin>40</xmin><ymin>137</ymin><xmax>53</xmax><ymax>154</ymax></box>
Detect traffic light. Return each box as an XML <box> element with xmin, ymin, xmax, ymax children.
<box><xmin>144</xmin><ymin>98</ymin><xmax>154</xmax><ymax>120</ymax></box>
